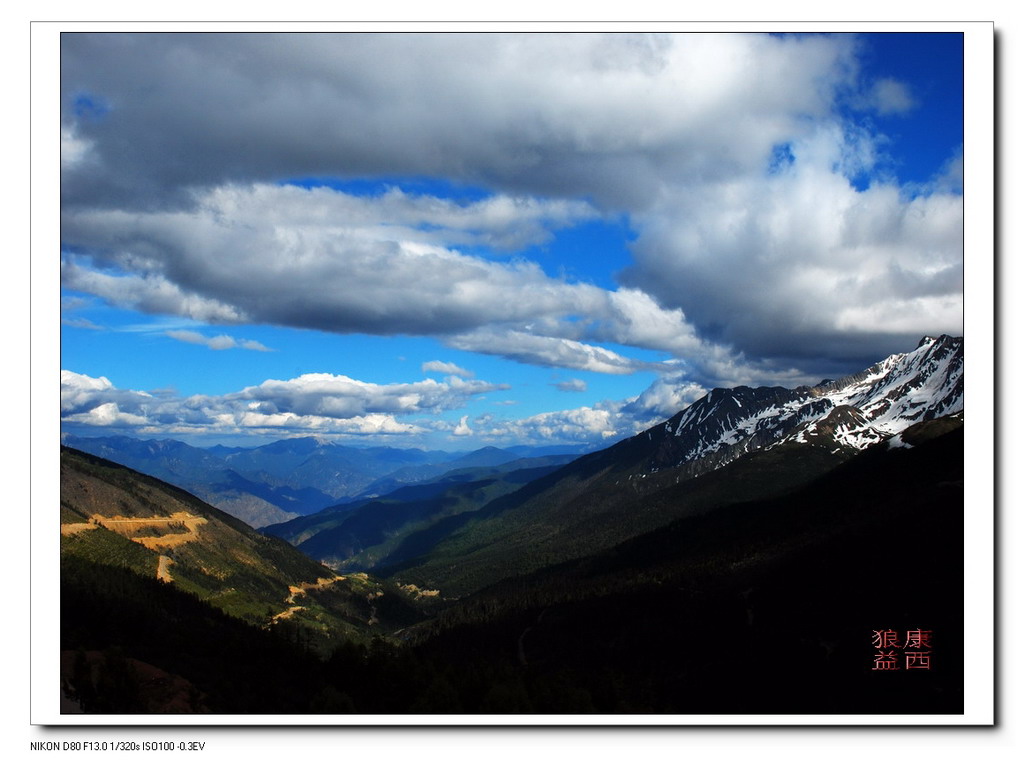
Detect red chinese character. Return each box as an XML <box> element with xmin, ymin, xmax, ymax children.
<box><xmin>905</xmin><ymin>652</ymin><xmax>932</xmax><ymax>670</ymax></box>
<box><xmin>871</xmin><ymin>629</ymin><xmax>900</xmax><ymax>649</ymax></box>
<box><xmin>872</xmin><ymin>651</ymin><xmax>899</xmax><ymax>670</ymax></box>
<box><xmin>904</xmin><ymin>629</ymin><xmax>933</xmax><ymax>649</ymax></box>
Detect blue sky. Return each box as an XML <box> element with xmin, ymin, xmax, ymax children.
<box><xmin>59</xmin><ymin>31</ymin><xmax>964</xmax><ymax>449</ymax></box>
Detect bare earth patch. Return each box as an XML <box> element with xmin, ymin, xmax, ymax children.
<box><xmin>285</xmin><ymin>575</ymin><xmax>347</xmax><ymax>604</ymax></box>
<box><xmin>60</xmin><ymin>522</ymin><xmax>99</xmax><ymax>537</ymax></box>
<box><xmin>156</xmin><ymin>555</ymin><xmax>175</xmax><ymax>583</ymax></box>
<box><xmin>87</xmin><ymin>511</ymin><xmax>208</xmax><ymax>550</ymax></box>
<box><xmin>268</xmin><ymin>605</ymin><xmax>306</xmax><ymax>624</ymax></box>
<box><xmin>397</xmin><ymin>582</ymin><xmax>441</xmax><ymax>600</ymax></box>
<box><xmin>62</xmin><ymin>512</ymin><xmax>205</xmax><ymax>585</ymax></box>
<box><xmin>269</xmin><ymin>575</ymin><xmax>348</xmax><ymax>626</ymax></box>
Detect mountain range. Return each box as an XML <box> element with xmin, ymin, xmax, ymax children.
<box><xmin>59</xmin><ymin>334</ymin><xmax>965</xmax><ymax>714</ymax></box>
<box><xmin>59</xmin><ymin>433</ymin><xmax>588</xmax><ymax>528</ymax></box>
<box><xmin>263</xmin><ymin>453</ymin><xmax>575</xmax><ymax>571</ymax></box>
<box><xmin>376</xmin><ymin>335</ymin><xmax>964</xmax><ymax>595</ymax></box>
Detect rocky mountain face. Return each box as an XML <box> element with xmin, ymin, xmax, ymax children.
<box><xmin>620</xmin><ymin>334</ymin><xmax>963</xmax><ymax>480</ymax></box>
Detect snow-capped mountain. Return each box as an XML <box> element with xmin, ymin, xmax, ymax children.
<box><xmin>633</xmin><ymin>334</ymin><xmax>963</xmax><ymax>477</ymax></box>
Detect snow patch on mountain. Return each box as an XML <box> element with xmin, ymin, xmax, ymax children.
<box><xmin>636</xmin><ymin>335</ymin><xmax>963</xmax><ymax>475</ymax></box>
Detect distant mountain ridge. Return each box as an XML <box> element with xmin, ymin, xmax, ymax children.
<box><xmin>59</xmin><ymin>433</ymin><xmax>588</xmax><ymax>528</ymax></box>
<box><xmin>384</xmin><ymin>335</ymin><xmax>965</xmax><ymax>595</ymax></box>
<box><xmin>263</xmin><ymin>453</ymin><xmax>575</xmax><ymax>571</ymax></box>
<box><xmin>609</xmin><ymin>334</ymin><xmax>963</xmax><ymax>480</ymax></box>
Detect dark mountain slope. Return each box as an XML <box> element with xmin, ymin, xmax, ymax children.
<box><xmin>381</xmin><ymin>337</ymin><xmax>963</xmax><ymax>596</ymax></box>
<box><xmin>399</xmin><ymin>420</ymin><xmax>964</xmax><ymax>714</ymax></box>
<box><xmin>61</xmin><ymin>554</ymin><xmax>329</xmax><ymax>713</ymax></box>
<box><xmin>265</xmin><ymin>458</ymin><xmax>572</xmax><ymax>571</ymax></box>
<box><xmin>384</xmin><ymin>439</ymin><xmax>848</xmax><ymax>596</ymax></box>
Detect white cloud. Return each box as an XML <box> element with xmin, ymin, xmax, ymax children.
<box><xmin>60</xmin><ymin>371</ymin><xmax>111</xmax><ymax>416</ymax></box>
<box><xmin>60</xmin><ymin>125</ymin><xmax>94</xmax><ymax>169</ymax></box>
<box><xmin>61</xmin><ymin>184</ymin><xmax>602</xmax><ymax>336</ymax></box>
<box><xmin>63</xmin><ymin>181</ymin><xmax>768</xmax><ymax>382</ymax></box>
<box><xmin>240</xmin><ymin>339</ymin><xmax>273</xmax><ymax>351</ymax></box>
<box><xmin>452</xmin><ymin>415</ymin><xmax>474</xmax><ymax>436</ymax></box>
<box><xmin>474</xmin><ymin>371</ymin><xmax>710</xmax><ymax>446</ymax></box>
<box><xmin>62</xmin><ymin>316</ymin><xmax>104</xmax><ymax>330</ymax></box>
<box><xmin>554</xmin><ymin>378</ymin><xmax>587</xmax><ymax>393</ymax></box>
<box><xmin>61</xmin><ymin>259</ymin><xmax>247</xmax><ymax>325</ymax></box>
<box><xmin>906</xmin><ymin>146</ymin><xmax>963</xmax><ymax>197</ymax></box>
<box><xmin>61</xmin><ymin>370</ymin><xmax>152</xmax><ymax>417</ymax></box>
<box><xmin>869</xmin><ymin>77</ymin><xmax>916</xmax><ymax>115</ymax></box>
<box><xmin>63</xmin><ymin>402</ymin><xmax>151</xmax><ymax>427</ymax></box>
<box><xmin>445</xmin><ymin>329</ymin><xmax>645</xmax><ymax>375</ymax></box>
<box><xmin>624</xmin><ymin>375</ymin><xmax>708</xmax><ymax>421</ymax></box>
<box><xmin>59</xmin><ymin>368</ymin><xmax>508</xmax><ymax>439</ymax></box>
<box><xmin>59</xmin><ymin>32</ymin><xmax>963</xmax><ymax>385</ymax></box>
<box><xmin>234</xmin><ymin>372</ymin><xmax>507</xmax><ymax>419</ymax></box>
<box><xmin>621</xmin><ymin>126</ymin><xmax>964</xmax><ymax>363</ymax></box>
<box><xmin>60</xmin><ymin>365</ymin><xmax>713</xmax><ymax>447</ymax></box>
<box><xmin>165</xmin><ymin>329</ymin><xmax>272</xmax><ymax>351</ymax></box>
<box><xmin>59</xmin><ymin>362</ymin><xmax>801</xmax><ymax>448</ymax></box>
<box><xmin>477</xmin><ymin>405</ymin><xmax>624</xmax><ymax>443</ymax></box>
<box><xmin>423</xmin><ymin>360</ymin><xmax>474</xmax><ymax>378</ymax></box>
<box><xmin>205</xmin><ymin>182</ymin><xmax>599</xmax><ymax>252</ymax></box>
<box><xmin>215</xmin><ymin>410</ymin><xmax>424</xmax><ymax>436</ymax></box>
<box><xmin>61</xmin><ymin>33</ymin><xmax>855</xmax><ymax>210</ymax></box>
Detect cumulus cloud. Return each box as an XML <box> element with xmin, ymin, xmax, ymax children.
<box><xmin>61</xmin><ymin>183</ymin><xmax>600</xmax><ymax>336</ymax></box>
<box><xmin>473</xmin><ymin>399</ymin><xmax>658</xmax><ymax>446</ymax></box>
<box><xmin>62</xmin><ymin>182</ymin><xmax>766</xmax><ymax>382</ymax></box>
<box><xmin>60</xmin><ymin>363</ymin><xmax>719</xmax><ymax>447</ymax></box>
<box><xmin>60</xmin><ymin>369</ymin><xmax>508</xmax><ymax>439</ymax></box>
<box><xmin>60</xmin><ymin>33</ymin><xmax>854</xmax><ymax>210</ymax></box>
<box><xmin>234</xmin><ymin>372</ymin><xmax>506</xmax><ymax>420</ymax></box>
<box><xmin>63</xmin><ymin>402</ymin><xmax>151</xmax><ymax>427</ymax></box>
<box><xmin>61</xmin><ymin>370</ymin><xmax>152</xmax><ymax>417</ymax></box>
<box><xmin>215</xmin><ymin>410</ymin><xmax>425</xmax><ymax>436</ymax></box>
<box><xmin>452</xmin><ymin>415</ymin><xmax>474</xmax><ymax>436</ymax></box>
<box><xmin>476</xmin><ymin>405</ymin><xmax>625</xmax><ymax>444</ymax></box>
<box><xmin>472</xmin><ymin>371</ymin><xmax>711</xmax><ymax>446</ymax></box>
<box><xmin>59</xmin><ymin>31</ymin><xmax>963</xmax><ymax>388</ymax></box>
<box><xmin>620</xmin><ymin>127</ymin><xmax>963</xmax><ymax>364</ymax></box>
<box><xmin>622</xmin><ymin>374</ymin><xmax>709</xmax><ymax>421</ymax></box>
